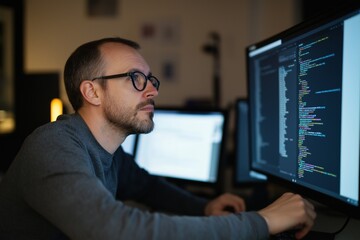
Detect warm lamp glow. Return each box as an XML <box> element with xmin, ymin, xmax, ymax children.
<box><xmin>50</xmin><ymin>98</ymin><xmax>63</xmax><ymax>122</ymax></box>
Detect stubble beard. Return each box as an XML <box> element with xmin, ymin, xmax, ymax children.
<box><xmin>103</xmin><ymin>99</ymin><xmax>155</xmax><ymax>135</ymax></box>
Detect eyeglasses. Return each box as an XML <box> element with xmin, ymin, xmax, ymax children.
<box><xmin>92</xmin><ymin>71</ymin><xmax>160</xmax><ymax>92</ymax></box>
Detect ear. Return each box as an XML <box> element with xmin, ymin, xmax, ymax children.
<box><xmin>79</xmin><ymin>80</ymin><xmax>101</xmax><ymax>106</ymax></box>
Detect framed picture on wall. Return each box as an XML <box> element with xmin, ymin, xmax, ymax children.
<box><xmin>87</xmin><ymin>0</ymin><xmax>118</xmax><ymax>17</ymax></box>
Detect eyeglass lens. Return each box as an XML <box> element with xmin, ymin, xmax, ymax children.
<box><xmin>131</xmin><ymin>72</ymin><xmax>159</xmax><ymax>91</ymax></box>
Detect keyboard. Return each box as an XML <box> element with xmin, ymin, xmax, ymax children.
<box><xmin>271</xmin><ymin>230</ymin><xmax>296</xmax><ymax>240</ymax></box>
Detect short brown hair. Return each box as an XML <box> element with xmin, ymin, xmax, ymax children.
<box><xmin>64</xmin><ymin>37</ymin><xmax>140</xmax><ymax>111</ymax></box>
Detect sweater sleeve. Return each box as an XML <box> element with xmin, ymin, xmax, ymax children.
<box><xmin>116</xmin><ymin>150</ymin><xmax>209</xmax><ymax>216</ymax></box>
<box><xmin>19</xmin><ymin>150</ymin><xmax>269</xmax><ymax>240</ymax></box>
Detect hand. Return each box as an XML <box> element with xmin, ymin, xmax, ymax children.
<box><xmin>204</xmin><ymin>193</ymin><xmax>246</xmax><ymax>216</ymax></box>
<box><xmin>258</xmin><ymin>192</ymin><xmax>316</xmax><ymax>239</ymax></box>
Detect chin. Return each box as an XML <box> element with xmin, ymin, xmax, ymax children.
<box><xmin>132</xmin><ymin>117</ymin><xmax>154</xmax><ymax>134</ymax></box>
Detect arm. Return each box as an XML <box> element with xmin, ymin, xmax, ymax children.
<box><xmin>117</xmin><ymin>151</ymin><xmax>246</xmax><ymax>216</ymax></box>
<box><xmin>15</xmin><ymin>128</ymin><xmax>269</xmax><ymax>240</ymax></box>
<box><xmin>20</xmin><ymin>156</ymin><xmax>268</xmax><ymax>240</ymax></box>
<box><xmin>203</xmin><ymin>191</ymin><xmax>316</xmax><ymax>238</ymax></box>
<box><xmin>258</xmin><ymin>192</ymin><xmax>316</xmax><ymax>239</ymax></box>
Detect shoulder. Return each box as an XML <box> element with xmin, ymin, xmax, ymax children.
<box><xmin>17</xmin><ymin>113</ymin><xmax>97</xmax><ymax>172</ymax></box>
<box><xmin>25</xmin><ymin>114</ymin><xmax>87</xmax><ymax>148</ymax></box>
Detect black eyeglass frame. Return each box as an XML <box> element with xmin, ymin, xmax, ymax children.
<box><xmin>91</xmin><ymin>71</ymin><xmax>160</xmax><ymax>91</ymax></box>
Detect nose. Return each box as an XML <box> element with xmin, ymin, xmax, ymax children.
<box><xmin>144</xmin><ymin>81</ymin><xmax>159</xmax><ymax>98</ymax></box>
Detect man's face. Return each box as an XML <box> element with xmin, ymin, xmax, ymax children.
<box><xmin>99</xmin><ymin>42</ymin><xmax>159</xmax><ymax>135</ymax></box>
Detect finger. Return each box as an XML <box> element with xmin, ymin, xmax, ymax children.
<box><xmin>235</xmin><ymin>199</ymin><xmax>246</xmax><ymax>212</ymax></box>
<box><xmin>230</xmin><ymin>195</ymin><xmax>246</xmax><ymax>211</ymax></box>
<box><xmin>303</xmin><ymin>198</ymin><xmax>315</xmax><ymax>210</ymax></box>
<box><xmin>219</xmin><ymin>194</ymin><xmax>246</xmax><ymax>212</ymax></box>
<box><xmin>295</xmin><ymin>221</ymin><xmax>313</xmax><ymax>239</ymax></box>
<box><xmin>224</xmin><ymin>197</ymin><xmax>245</xmax><ymax>212</ymax></box>
<box><xmin>295</xmin><ymin>202</ymin><xmax>317</xmax><ymax>239</ymax></box>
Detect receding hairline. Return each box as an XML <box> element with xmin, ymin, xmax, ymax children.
<box><xmin>97</xmin><ymin>41</ymin><xmax>147</xmax><ymax>72</ymax></box>
<box><xmin>99</xmin><ymin>40</ymin><xmax>141</xmax><ymax>53</ymax></box>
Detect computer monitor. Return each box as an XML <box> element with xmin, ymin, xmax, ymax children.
<box><xmin>121</xmin><ymin>134</ymin><xmax>137</xmax><ymax>156</ymax></box>
<box><xmin>234</xmin><ymin>98</ymin><xmax>267</xmax><ymax>185</ymax></box>
<box><xmin>247</xmin><ymin>4</ymin><xmax>360</xmax><ymax>218</ymax></box>
<box><xmin>134</xmin><ymin>107</ymin><xmax>227</xmax><ymax>188</ymax></box>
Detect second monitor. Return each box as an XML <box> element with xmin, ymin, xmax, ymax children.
<box><xmin>134</xmin><ymin>107</ymin><xmax>228</xmax><ymax>187</ymax></box>
<box><xmin>234</xmin><ymin>98</ymin><xmax>267</xmax><ymax>186</ymax></box>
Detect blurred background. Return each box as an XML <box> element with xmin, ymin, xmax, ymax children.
<box><xmin>0</xmin><ymin>0</ymin><xmax>356</xmax><ymax>171</ymax></box>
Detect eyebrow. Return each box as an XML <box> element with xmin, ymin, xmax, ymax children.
<box><xmin>128</xmin><ymin>68</ymin><xmax>153</xmax><ymax>76</ymax></box>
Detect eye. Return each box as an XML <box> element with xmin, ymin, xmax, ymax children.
<box><xmin>130</xmin><ymin>72</ymin><xmax>145</xmax><ymax>90</ymax></box>
<box><xmin>132</xmin><ymin>72</ymin><xmax>141</xmax><ymax>80</ymax></box>
<box><xmin>131</xmin><ymin>72</ymin><xmax>143</xmax><ymax>85</ymax></box>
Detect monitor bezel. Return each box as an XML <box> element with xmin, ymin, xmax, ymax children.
<box><xmin>233</xmin><ymin>98</ymin><xmax>267</xmax><ymax>187</ymax></box>
<box><xmin>246</xmin><ymin>4</ymin><xmax>360</xmax><ymax>218</ymax></box>
<box><xmin>134</xmin><ymin>106</ymin><xmax>229</xmax><ymax>193</ymax></box>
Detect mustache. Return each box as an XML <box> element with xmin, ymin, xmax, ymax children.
<box><xmin>136</xmin><ymin>99</ymin><xmax>155</xmax><ymax>110</ymax></box>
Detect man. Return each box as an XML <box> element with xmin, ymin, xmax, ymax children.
<box><xmin>0</xmin><ymin>37</ymin><xmax>316</xmax><ymax>239</ymax></box>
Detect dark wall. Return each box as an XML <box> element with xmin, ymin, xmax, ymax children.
<box><xmin>0</xmin><ymin>0</ymin><xmax>24</xmax><ymax>171</ymax></box>
<box><xmin>16</xmin><ymin>73</ymin><xmax>60</xmax><ymax>138</ymax></box>
<box><xmin>0</xmin><ymin>1</ymin><xmax>60</xmax><ymax>172</ymax></box>
<box><xmin>0</xmin><ymin>72</ymin><xmax>60</xmax><ymax>171</ymax></box>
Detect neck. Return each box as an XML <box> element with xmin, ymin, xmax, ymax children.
<box><xmin>77</xmin><ymin>107</ymin><xmax>126</xmax><ymax>154</ymax></box>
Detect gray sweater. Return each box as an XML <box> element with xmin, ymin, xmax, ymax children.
<box><xmin>0</xmin><ymin>113</ymin><xmax>268</xmax><ymax>239</ymax></box>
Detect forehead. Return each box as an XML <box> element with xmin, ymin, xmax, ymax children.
<box><xmin>100</xmin><ymin>42</ymin><xmax>149</xmax><ymax>73</ymax></box>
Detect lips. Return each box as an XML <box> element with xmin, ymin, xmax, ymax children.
<box><xmin>140</xmin><ymin>104</ymin><xmax>154</xmax><ymax>112</ymax></box>
<box><xmin>137</xmin><ymin>100</ymin><xmax>155</xmax><ymax>112</ymax></box>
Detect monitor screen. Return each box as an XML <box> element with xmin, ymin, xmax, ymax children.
<box><xmin>247</xmin><ymin>4</ymin><xmax>360</xmax><ymax>218</ymax></box>
<box><xmin>121</xmin><ymin>134</ymin><xmax>137</xmax><ymax>156</ymax></box>
<box><xmin>134</xmin><ymin>107</ymin><xmax>227</xmax><ymax>184</ymax></box>
<box><xmin>234</xmin><ymin>98</ymin><xmax>267</xmax><ymax>185</ymax></box>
